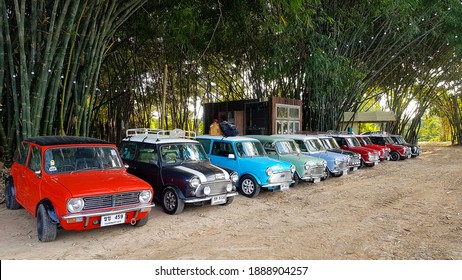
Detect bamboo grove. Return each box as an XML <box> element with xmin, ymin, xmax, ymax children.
<box><xmin>2</xmin><ymin>0</ymin><xmax>462</xmax><ymax>163</ymax></box>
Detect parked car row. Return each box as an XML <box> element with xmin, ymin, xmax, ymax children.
<box><xmin>3</xmin><ymin>129</ymin><xmax>420</xmax><ymax>242</ymax></box>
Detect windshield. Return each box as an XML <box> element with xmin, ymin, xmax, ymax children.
<box><xmin>44</xmin><ymin>146</ymin><xmax>123</xmax><ymax>174</ymax></box>
<box><xmin>393</xmin><ymin>136</ymin><xmax>405</xmax><ymax>144</ymax></box>
<box><xmin>160</xmin><ymin>143</ymin><xmax>208</xmax><ymax>164</ymax></box>
<box><xmin>275</xmin><ymin>140</ymin><xmax>300</xmax><ymax>155</ymax></box>
<box><xmin>235</xmin><ymin>141</ymin><xmax>266</xmax><ymax>157</ymax></box>
<box><xmin>384</xmin><ymin>137</ymin><xmax>395</xmax><ymax>144</ymax></box>
<box><xmin>362</xmin><ymin>136</ymin><xmax>373</xmax><ymax>145</ymax></box>
<box><xmin>345</xmin><ymin>137</ymin><xmax>361</xmax><ymax>147</ymax></box>
<box><xmin>321</xmin><ymin>138</ymin><xmax>339</xmax><ymax>149</ymax></box>
<box><xmin>305</xmin><ymin>139</ymin><xmax>326</xmax><ymax>152</ymax></box>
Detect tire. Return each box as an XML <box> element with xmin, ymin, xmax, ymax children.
<box><xmin>5</xmin><ymin>179</ymin><xmax>21</xmax><ymax>210</ymax></box>
<box><xmin>321</xmin><ymin>168</ymin><xmax>329</xmax><ymax>181</ymax></box>
<box><xmin>390</xmin><ymin>151</ymin><xmax>400</xmax><ymax>161</ymax></box>
<box><xmin>133</xmin><ymin>213</ymin><xmax>149</xmax><ymax>227</ymax></box>
<box><xmin>162</xmin><ymin>187</ymin><xmax>185</xmax><ymax>215</ymax></box>
<box><xmin>37</xmin><ymin>204</ymin><xmax>57</xmax><ymax>242</ymax></box>
<box><xmin>290</xmin><ymin>172</ymin><xmax>300</xmax><ymax>187</ymax></box>
<box><xmin>239</xmin><ymin>175</ymin><xmax>261</xmax><ymax>198</ymax></box>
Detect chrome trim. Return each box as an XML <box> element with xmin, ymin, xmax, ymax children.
<box><xmin>184</xmin><ymin>191</ymin><xmax>238</xmax><ymax>203</ymax></box>
<box><xmin>62</xmin><ymin>203</ymin><xmax>155</xmax><ymax>219</ymax></box>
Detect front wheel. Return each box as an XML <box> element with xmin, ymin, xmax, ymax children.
<box><xmin>390</xmin><ymin>151</ymin><xmax>400</xmax><ymax>161</ymax></box>
<box><xmin>5</xmin><ymin>179</ymin><xmax>21</xmax><ymax>210</ymax></box>
<box><xmin>290</xmin><ymin>172</ymin><xmax>300</xmax><ymax>187</ymax></box>
<box><xmin>162</xmin><ymin>187</ymin><xmax>185</xmax><ymax>215</ymax></box>
<box><xmin>239</xmin><ymin>175</ymin><xmax>260</xmax><ymax>198</ymax></box>
<box><xmin>37</xmin><ymin>204</ymin><xmax>57</xmax><ymax>242</ymax></box>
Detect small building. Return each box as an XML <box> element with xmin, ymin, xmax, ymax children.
<box><xmin>203</xmin><ymin>97</ymin><xmax>302</xmax><ymax>135</ymax></box>
<box><xmin>339</xmin><ymin>111</ymin><xmax>397</xmax><ymax>134</ymax></box>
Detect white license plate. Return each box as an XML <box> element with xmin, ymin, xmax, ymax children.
<box><xmin>101</xmin><ymin>213</ymin><xmax>126</xmax><ymax>227</ymax></box>
<box><xmin>353</xmin><ymin>167</ymin><xmax>358</xmax><ymax>171</ymax></box>
<box><xmin>313</xmin><ymin>178</ymin><xmax>321</xmax><ymax>183</ymax></box>
<box><xmin>280</xmin><ymin>183</ymin><xmax>290</xmax><ymax>191</ymax></box>
<box><xmin>211</xmin><ymin>195</ymin><xmax>227</xmax><ymax>205</ymax></box>
<box><xmin>374</xmin><ymin>162</ymin><xmax>378</xmax><ymax>166</ymax></box>
<box><xmin>343</xmin><ymin>169</ymin><xmax>348</xmax><ymax>175</ymax></box>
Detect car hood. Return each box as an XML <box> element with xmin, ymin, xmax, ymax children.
<box><xmin>328</xmin><ymin>148</ymin><xmax>358</xmax><ymax>157</ymax></box>
<box><xmin>364</xmin><ymin>144</ymin><xmax>385</xmax><ymax>151</ymax></box>
<box><xmin>279</xmin><ymin>153</ymin><xmax>325</xmax><ymax>166</ymax></box>
<box><xmin>50</xmin><ymin>170</ymin><xmax>151</xmax><ymax>197</ymax></box>
<box><xmin>164</xmin><ymin>161</ymin><xmax>231</xmax><ymax>182</ymax></box>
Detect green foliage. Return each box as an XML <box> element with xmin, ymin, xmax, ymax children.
<box><xmin>418</xmin><ymin>114</ymin><xmax>443</xmax><ymax>142</ymax></box>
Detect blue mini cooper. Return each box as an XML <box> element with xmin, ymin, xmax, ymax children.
<box><xmin>196</xmin><ymin>135</ymin><xmax>295</xmax><ymax>198</ymax></box>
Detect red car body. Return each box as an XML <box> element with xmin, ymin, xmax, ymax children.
<box><xmin>5</xmin><ymin>136</ymin><xmax>155</xmax><ymax>241</ymax></box>
<box><xmin>355</xmin><ymin>135</ymin><xmax>390</xmax><ymax>161</ymax></box>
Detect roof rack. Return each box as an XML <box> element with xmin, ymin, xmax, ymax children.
<box><xmin>326</xmin><ymin>130</ymin><xmax>355</xmax><ymax>136</ymax></box>
<box><xmin>126</xmin><ymin>128</ymin><xmax>196</xmax><ymax>139</ymax></box>
<box><xmin>362</xmin><ymin>131</ymin><xmax>389</xmax><ymax>136</ymax></box>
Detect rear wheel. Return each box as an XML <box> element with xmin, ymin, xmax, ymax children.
<box><xmin>5</xmin><ymin>179</ymin><xmax>21</xmax><ymax>210</ymax></box>
<box><xmin>37</xmin><ymin>204</ymin><xmax>57</xmax><ymax>242</ymax></box>
<box><xmin>239</xmin><ymin>175</ymin><xmax>260</xmax><ymax>198</ymax></box>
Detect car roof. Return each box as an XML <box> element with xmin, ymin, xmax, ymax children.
<box><xmin>195</xmin><ymin>135</ymin><xmax>259</xmax><ymax>142</ymax></box>
<box><xmin>122</xmin><ymin>128</ymin><xmax>199</xmax><ymax>145</ymax></box>
<box><xmin>123</xmin><ymin>136</ymin><xmax>198</xmax><ymax>145</ymax></box>
<box><xmin>246</xmin><ymin>135</ymin><xmax>295</xmax><ymax>142</ymax></box>
<box><xmin>272</xmin><ymin>134</ymin><xmax>319</xmax><ymax>140</ymax></box>
<box><xmin>24</xmin><ymin>136</ymin><xmax>111</xmax><ymax>146</ymax></box>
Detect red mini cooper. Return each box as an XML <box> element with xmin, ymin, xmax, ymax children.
<box><xmin>5</xmin><ymin>136</ymin><xmax>155</xmax><ymax>242</ymax></box>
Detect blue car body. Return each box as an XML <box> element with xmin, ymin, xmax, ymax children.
<box><xmin>196</xmin><ymin>135</ymin><xmax>295</xmax><ymax>198</ymax></box>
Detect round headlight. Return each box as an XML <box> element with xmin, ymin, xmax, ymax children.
<box><xmin>230</xmin><ymin>172</ymin><xmax>239</xmax><ymax>183</ymax></box>
<box><xmin>290</xmin><ymin>164</ymin><xmax>296</xmax><ymax>173</ymax></box>
<box><xmin>304</xmin><ymin>163</ymin><xmax>311</xmax><ymax>170</ymax></box>
<box><xmin>266</xmin><ymin>167</ymin><xmax>273</xmax><ymax>176</ymax></box>
<box><xmin>323</xmin><ymin>160</ymin><xmax>327</xmax><ymax>168</ymax></box>
<box><xmin>139</xmin><ymin>190</ymin><xmax>152</xmax><ymax>203</ymax></box>
<box><xmin>67</xmin><ymin>198</ymin><xmax>84</xmax><ymax>213</ymax></box>
<box><xmin>203</xmin><ymin>186</ymin><xmax>211</xmax><ymax>195</ymax></box>
<box><xmin>190</xmin><ymin>176</ymin><xmax>201</xmax><ymax>188</ymax></box>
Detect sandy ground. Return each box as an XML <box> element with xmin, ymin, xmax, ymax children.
<box><xmin>0</xmin><ymin>143</ymin><xmax>461</xmax><ymax>260</ymax></box>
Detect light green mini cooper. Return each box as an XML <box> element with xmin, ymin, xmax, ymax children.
<box><xmin>247</xmin><ymin>135</ymin><xmax>327</xmax><ymax>186</ymax></box>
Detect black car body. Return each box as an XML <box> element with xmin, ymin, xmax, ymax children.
<box><xmin>389</xmin><ymin>134</ymin><xmax>422</xmax><ymax>157</ymax></box>
<box><xmin>119</xmin><ymin>128</ymin><xmax>238</xmax><ymax>215</ymax></box>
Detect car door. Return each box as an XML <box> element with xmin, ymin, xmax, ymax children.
<box><xmin>21</xmin><ymin>145</ymin><xmax>43</xmax><ymax>214</ymax></box>
<box><xmin>12</xmin><ymin>142</ymin><xmax>30</xmax><ymax>206</ymax></box>
<box><xmin>125</xmin><ymin>143</ymin><xmax>162</xmax><ymax>193</ymax></box>
<box><xmin>208</xmin><ymin>141</ymin><xmax>240</xmax><ymax>173</ymax></box>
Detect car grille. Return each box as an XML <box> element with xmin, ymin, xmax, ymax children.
<box><xmin>83</xmin><ymin>192</ymin><xmax>140</xmax><ymax>211</ymax></box>
<box><xmin>348</xmin><ymin>156</ymin><xmax>361</xmax><ymax>167</ymax></box>
<box><xmin>310</xmin><ymin>165</ymin><xmax>325</xmax><ymax>176</ymax></box>
<box><xmin>196</xmin><ymin>181</ymin><xmax>230</xmax><ymax>196</ymax></box>
<box><xmin>268</xmin><ymin>171</ymin><xmax>292</xmax><ymax>183</ymax></box>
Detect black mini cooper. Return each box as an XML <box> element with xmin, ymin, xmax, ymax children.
<box><xmin>119</xmin><ymin>129</ymin><xmax>238</xmax><ymax>214</ymax></box>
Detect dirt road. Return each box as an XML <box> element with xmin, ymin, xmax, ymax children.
<box><xmin>0</xmin><ymin>143</ymin><xmax>461</xmax><ymax>260</ymax></box>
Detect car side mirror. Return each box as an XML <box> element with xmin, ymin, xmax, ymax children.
<box><xmin>228</xmin><ymin>154</ymin><xmax>235</xmax><ymax>159</ymax></box>
<box><xmin>34</xmin><ymin>170</ymin><xmax>42</xmax><ymax>178</ymax></box>
<box><xmin>124</xmin><ymin>163</ymin><xmax>129</xmax><ymax>169</ymax></box>
<box><xmin>341</xmin><ymin>145</ymin><xmax>347</xmax><ymax>149</ymax></box>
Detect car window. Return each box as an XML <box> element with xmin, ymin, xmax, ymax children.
<box><xmin>119</xmin><ymin>142</ymin><xmax>137</xmax><ymax>160</ymax></box>
<box><xmin>262</xmin><ymin>142</ymin><xmax>277</xmax><ymax>155</ymax></box>
<box><xmin>15</xmin><ymin>142</ymin><xmax>30</xmax><ymax>166</ymax></box>
<box><xmin>134</xmin><ymin>143</ymin><xmax>158</xmax><ymax>164</ymax></box>
<box><xmin>28</xmin><ymin>146</ymin><xmax>42</xmax><ymax>172</ymax></box>
<box><xmin>211</xmin><ymin>141</ymin><xmax>234</xmax><ymax>157</ymax></box>
<box><xmin>275</xmin><ymin>140</ymin><xmax>298</xmax><ymax>155</ymax></box>
<box><xmin>160</xmin><ymin>143</ymin><xmax>207</xmax><ymax>163</ymax></box>
<box><xmin>44</xmin><ymin>146</ymin><xmax>123</xmax><ymax>173</ymax></box>
<box><xmin>197</xmin><ymin>139</ymin><xmax>211</xmax><ymax>153</ymax></box>
<box><xmin>235</xmin><ymin>141</ymin><xmax>265</xmax><ymax>157</ymax></box>
<box><xmin>295</xmin><ymin>140</ymin><xmax>307</xmax><ymax>152</ymax></box>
